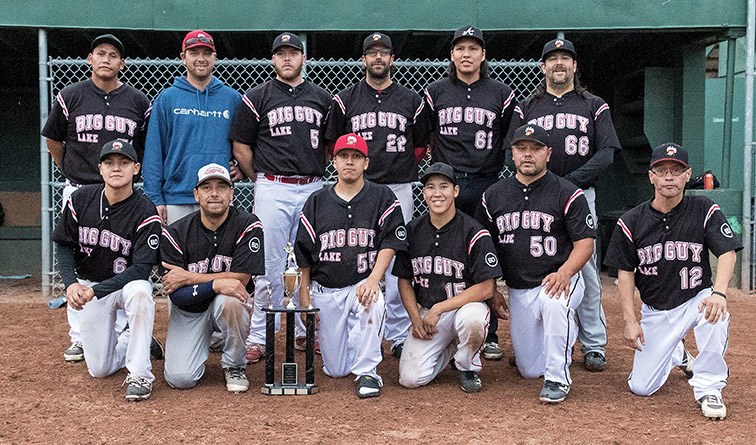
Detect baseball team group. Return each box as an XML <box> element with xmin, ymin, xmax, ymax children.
<box><xmin>44</xmin><ymin>25</ymin><xmax>741</xmax><ymax>420</ymax></box>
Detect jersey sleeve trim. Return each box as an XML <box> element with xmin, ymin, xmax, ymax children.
<box><xmin>144</xmin><ymin>105</ymin><xmax>152</xmax><ymax>121</ymax></box>
<box><xmin>137</xmin><ymin>215</ymin><xmax>162</xmax><ymax>232</ymax></box>
<box><xmin>241</xmin><ymin>95</ymin><xmax>260</xmax><ymax>121</ymax></box>
<box><xmin>379</xmin><ymin>200</ymin><xmax>402</xmax><ymax>227</ymax></box>
<box><xmin>704</xmin><ymin>204</ymin><xmax>720</xmax><ymax>229</ymax></box>
<box><xmin>66</xmin><ymin>198</ymin><xmax>78</xmax><ymax>222</ymax></box>
<box><xmin>594</xmin><ymin>103</ymin><xmax>610</xmax><ymax>120</ymax></box>
<box><xmin>413</xmin><ymin>100</ymin><xmax>425</xmax><ymax>124</ymax></box>
<box><xmin>617</xmin><ymin>218</ymin><xmax>633</xmax><ymax>242</ymax></box>
<box><xmin>481</xmin><ymin>193</ymin><xmax>494</xmax><ymax>222</ymax></box>
<box><xmin>468</xmin><ymin>229</ymin><xmax>491</xmax><ymax>255</ymax></box>
<box><xmin>514</xmin><ymin>105</ymin><xmax>524</xmax><ymax>120</ymax></box>
<box><xmin>424</xmin><ymin>89</ymin><xmax>434</xmax><ymax>111</ymax></box>
<box><xmin>56</xmin><ymin>92</ymin><xmax>69</xmax><ymax>120</ymax></box>
<box><xmin>333</xmin><ymin>94</ymin><xmax>347</xmax><ymax>115</ymax></box>
<box><xmin>162</xmin><ymin>228</ymin><xmax>183</xmax><ymax>256</ymax></box>
<box><xmin>563</xmin><ymin>189</ymin><xmax>585</xmax><ymax>215</ymax></box>
<box><xmin>502</xmin><ymin>91</ymin><xmax>516</xmax><ymax>115</ymax></box>
<box><xmin>300</xmin><ymin>213</ymin><xmax>317</xmax><ymax>243</ymax></box>
<box><xmin>236</xmin><ymin>221</ymin><xmax>263</xmax><ymax>244</ymax></box>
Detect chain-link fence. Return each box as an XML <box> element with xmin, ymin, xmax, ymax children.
<box><xmin>44</xmin><ymin>57</ymin><xmax>542</xmax><ymax>296</ymax></box>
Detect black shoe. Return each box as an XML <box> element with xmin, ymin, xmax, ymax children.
<box><xmin>459</xmin><ymin>370</ymin><xmax>482</xmax><ymax>393</ymax></box>
<box><xmin>391</xmin><ymin>342</ymin><xmax>404</xmax><ymax>359</ymax></box>
<box><xmin>678</xmin><ymin>349</ymin><xmax>694</xmax><ymax>378</ymax></box>
<box><xmin>124</xmin><ymin>374</ymin><xmax>152</xmax><ymax>401</ymax></box>
<box><xmin>584</xmin><ymin>351</ymin><xmax>606</xmax><ymax>372</ymax></box>
<box><xmin>356</xmin><ymin>375</ymin><xmax>381</xmax><ymax>399</ymax></box>
<box><xmin>150</xmin><ymin>337</ymin><xmax>165</xmax><ymax>360</ymax></box>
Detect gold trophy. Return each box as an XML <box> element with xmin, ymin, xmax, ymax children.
<box><xmin>281</xmin><ymin>242</ymin><xmax>301</xmax><ymax>309</ymax></box>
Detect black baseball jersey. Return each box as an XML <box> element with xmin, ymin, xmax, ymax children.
<box><xmin>295</xmin><ymin>181</ymin><xmax>407</xmax><ymax>288</ymax></box>
<box><xmin>604</xmin><ymin>196</ymin><xmax>742</xmax><ymax>310</ymax></box>
<box><xmin>393</xmin><ymin>210</ymin><xmax>500</xmax><ymax>309</ymax></box>
<box><xmin>160</xmin><ymin>207</ymin><xmax>265</xmax><ymax>309</ymax></box>
<box><xmin>42</xmin><ymin>80</ymin><xmax>150</xmax><ymax>184</ymax></box>
<box><xmin>477</xmin><ymin>171</ymin><xmax>596</xmax><ymax>289</ymax></box>
<box><xmin>52</xmin><ymin>184</ymin><xmax>161</xmax><ymax>283</ymax></box>
<box><xmin>324</xmin><ymin>81</ymin><xmax>430</xmax><ymax>183</ymax></box>
<box><xmin>508</xmin><ymin>91</ymin><xmax>620</xmax><ymax>188</ymax></box>
<box><xmin>229</xmin><ymin>79</ymin><xmax>331</xmax><ymax>177</ymax></box>
<box><xmin>424</xmin><ymin>77</ymin><xmax>516</xmax><ymax>175</ymax></box>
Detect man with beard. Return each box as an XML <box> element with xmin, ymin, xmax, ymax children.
<box><xmin>230</xmin><ymin>32</ymin><xmax>331</xmax><ymax>363</ymax></box>
<box><xmin>505</xmin><ymin>38</ymin><xmax>621</xmax><ymax>372</ymax></box>
<box><xmin>324</xmin><ymin>32</ymin><xmax>430</xmax><ymax>359</ymax></box>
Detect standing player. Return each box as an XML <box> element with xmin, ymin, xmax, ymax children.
<box><xmin>424</xmin><ymin>25</ymin><xmax>516</xmax><ymax>360</ymax></box>
<box><xmin>506</xmin><ymin>38</ymin><xmax>621</xmax><ymax>371</ymax></box>
<box><xmin>52</xmin><ymin>140</ymin><xmax>161</xmax><ymax>401</ymax></box>
<box><xmin>394</xmin><ymin>162</ymin><xmax>500</xmax><ymax>393</ymax></box>
<box><xmin>324</xmin><ymin>31</ymin><xmax>430</xmax><ymax>358</ymax></box>
<box><xmin>230</xmin><ymin>32</ymin><xmax>331</xmax><ymax>363</ymax></box>
<box><xmin>604</xmin><ymin>143</ymin><xmax>740</xmax><ymax>420</ymax></box>
<box><xmin>143</xmin><ymin>30</ymin><xmax>242</xmax><ymax>225</ymax></box>
<box><xmin>295</xmin><ymin>134</ymin><xmax>407</xmax><ymax>398</ymax></box>
<box><xmin>477</xmin><ymin>124</ymin><xmax>595</xmax><ymax>403</ymax></box>
<box><xmin>43</xmin><ymin>34</ymin><xmax>150</xmax><ymax>363</ymax></box>
<box><xmin>160</xmin><ymin>164</ymin><xmax>265</xmax><ymax>393</ymax></box>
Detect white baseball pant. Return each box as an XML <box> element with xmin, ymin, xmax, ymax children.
<box><xmin>247</xmin><ymin>176</ymin><xmax>322</xmax><ymax>346</ymax></box>
<box><xmin>311</xmin><ymin>278</ymin><xmax>386</xmax><ymax>384</ymax></box>
<box><xmin>399</xmin><ymin>302</ymin><xmax>489</xmax><ymax>388</ymax></box>
<box><xmin>628</xmin><ymin>288</ymin><xmax>730</xmax><ymax>401</ymax></box>
<box><xmin>383</xmin><ymin>182</ymin><xmax>413</xmax><ymax>348</ymax></box>
<box><xmin>509</xmin><ymin>274</ymin><xmax>584</xmax><ymax>386</ymax></box>
<box><xmin>76</xmin><ymin>279</ymin><xmax>155</xmax><ymax>382</ymax></box>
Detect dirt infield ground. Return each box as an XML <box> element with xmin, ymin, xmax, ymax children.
<box><xmin>1</xmin><ymin>275</ymin><xmax>754</xmax><ymax>444</ymax></box>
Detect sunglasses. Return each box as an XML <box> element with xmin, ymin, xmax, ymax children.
<box><xmin>184</xmin><ymin>36</ymin><xmax>214</xmax><ymax>49</ymax></box>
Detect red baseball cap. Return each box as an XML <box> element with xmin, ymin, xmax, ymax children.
<box><xmin>183</xmin><ymin>30</ymin><xmax>215</xmax><ymax>52</ymax></box>
<box><xmin>333</xmin><ymin>133</ymin><xmax>368</xmax><ymax>156</ymax></box>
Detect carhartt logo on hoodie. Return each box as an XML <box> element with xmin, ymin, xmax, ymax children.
<box><xmin>173</xmin><ymin>108</ymin><xmax>231</xmax><ymax>119</ymax></box>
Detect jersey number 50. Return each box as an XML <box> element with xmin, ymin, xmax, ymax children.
<box><xmin>530</xmin><ymin>236</ymin><xmax>557</xmax><ymax>257</ymax></box>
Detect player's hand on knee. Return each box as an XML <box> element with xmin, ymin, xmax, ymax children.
<box><xmin>698</xmin><ymin>293</ymin><xmax>728</xmax><ymax>324</ymax></box>
<box><xmin>542</xmin><ymin>271</ymin><xmax>571</xmax><ymax>299</ymax></box>
<box><xmin>65</xmin><ymin>283</ymin><xmax>92</xmax><ymax>310</ymax></box>
<box><xmin>161</xmin><ymin>262</ymin><xmax>192</xmax><ymax>293</ymax></box>
<box><xmin>212</xmin><ymin>278</ymin><xmax>248</xmax><ymax>303</ymax></box>
<box><xmin>421</xmin><ymin>307</ymin><xmax>441</xmax><ymax>336</ymax></box>
<box><xmin>411</xmin><ymin>321</ymin><xmax>431</xmax><ymax>340</ymax></box>
<box><xmin>489</xmin><ymin>289</ymin><xmax>509</xmax><ymax>320</ymax></box>
<box><xmin>623</xmin><ymin>320</ymin><xmax>644</xmax><ymax>351</ymax></box>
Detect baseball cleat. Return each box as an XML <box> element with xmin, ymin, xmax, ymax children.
<box><xmin>584</xmin><ymin>351</ymin><xmax>607</xmax><ymax>372</ymax></box>
<box><xmin>356</xmin><ymin>375</ymin><xmax>381</xmax><ymax>399</ymax></box>
<box><xmin>698</xmin><ymin>394</ymin><xmax>726</xmax><ymax>420</ymax></box>
<box><xmin>64</xmin><ymin>342</ymin><xmax>84</xmax><ymax>362</ymax></box>
<box><xmin>482</xmin><ymin>342</ymin><xmax>503</xmax><ymax>361</ymax></box>
<box><xmin>678</xmin><ymin>349</ymin><xmax>694</xmax><ymax>378</ymax></box>
<box><xmin>245</xmin><ymin>344</ymin><xmax>265</xmax><ymax>363</ymax></box>
<box><xmin>150</xmin><ymin>336</ymin><xmax>165</xmax><ymax>361</ymax></box>
<box><xmin>391</xmin><ymin>342</ymin><xmax>404</xmax><ymax>359</ymax></box>
<box><xmin>224</xmin><ymin>367</ymin><xmax>249</xmax><ymax>393</ymax></box>
<box><xmin>459</xmin><ymin>370</ymin><xmax>482</xmax><ymax>393</ymax></box>
<box><xmin>124</xmin><ymin>374</ymin><xmax>152</xmax><ymax>401</ymax></box>
<box><xmin>539</xmin><ymin>380</ymin><xmax>570</xmax><ymax>403</ymax></box>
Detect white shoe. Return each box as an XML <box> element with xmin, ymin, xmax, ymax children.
<box><xmin>698</xmin><ymin>394</ymin><xmax>727</xmax><ymax>420</ymax></box>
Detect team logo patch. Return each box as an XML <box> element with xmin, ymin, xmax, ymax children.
<box><xmin>282</xmin><ymin>34</ymin><xmax>291</xmax><ymax>42</ymax></box>
<box><xmin>112</xmin><ymin>141</ymin><xmax>123</xmax><ymax>151</ymax></box>
<box><xmin>462</xmin><ymin>27</ymin><xmax>475</xmax><ymax>36</ymax></box>
<box><xmin>395</xmin><ymin>226</ymin><xmax>407</xmax><ymax>241</ymax></box>
<box><xmin>555</xmin><ymin>39</ymin><xmax>564</xmax><ymax>48</ymax></box>
<box><xmin>485</xmin><ymin>252</ymin><xmax>499</xmax><ymax>268</ymax></box>
<box><xmin>373</xmin><ymin>33</ymin><xmax>382</xmax><ymax>41</ymax></box>
<box><xmin>347</xmin><ymin>135</ymin><xmax>357</xmax><ymax>145</ymax></box>
<box><xmin>666</xmin><ymin>146</ymin><xmax>677</xmax><ymax>156</ymax></box>
<box><xmin>525</xmin><ymin>126</ymin><xmax>535</xmax><ymax>136</ymax></box>
<box><xmin>147</xmin><ymin>234</ymin><xmax>159</xmax><ymax>250</ymax></box>
<box><xmin>721</xmin><ymin>223</ymin><xmax>734</xmax><ymax>238</ymax></box>
<box><xmin>249</xmin><ymin>237</ymin><xmax>261</xmax><ymax>252</ymax></box>
<box><xmin>586</xmin><ymin>214</ymin><xmax>595</xmax><ymax>230</ymax></box>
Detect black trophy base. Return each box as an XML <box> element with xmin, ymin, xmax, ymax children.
<box><xmin>261</xmin><ymin>384</ymin><xmax>319</xmax><ymax>396</ymax></box>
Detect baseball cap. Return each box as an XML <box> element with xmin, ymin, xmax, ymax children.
<box><xmin>451</xmin><ymin>25</ymin><xmax>485</xmax><ymax>48</ymax></box>
<box><xmin>183</xmin><ymin>30</ymin><xmax>215</xmax><ymax>52</ymax></box>
<box><xmin>420</xmin><ymin>162</ymin><xmax>456</xmax><ymax>185</ymax></box>
<box><xmin>541</xmin><ymin>38</ymin><xmax>577</xmax><ymax>61</ymax></box>
<box><xmin>333</xmin><ymin>133</ymin><xmax>368</xmax><ymax>157</ymax></box>
<box><xmin>511</xmin><ymin>124</ymin><xmax>550</xmax><ymax>147</ymax></box>
<box><xmin>99</xmin><ymin>140</ymin><xmax>137</xmax><ymax>162</ymax></box>
<box><xmin>91</xmin><ymin>34</ymin><xmax>124</xmax><ymax>57</ymax></box>
<box><xmin>196</xmin><ymin>163</ymin><xmax>233</xmax><ymax>187</ymax></box>
<box><xmin>363</xmin><ymin>32</ymin><xmax>393</xmax><ymax>53</ymax></box>
<box><xmin>272</xmin><ymin>32</ymin><xmax>304</xmax><ymax>53</ymax></box>
<box><xmin>650</xmin><ymin>143</ymin><xmax>689</xmax><ymax>168</ymax></box>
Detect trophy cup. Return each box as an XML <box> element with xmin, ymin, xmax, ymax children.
<box><xmin>261</xmin><ymin>242</ymin><xmax>319</xmax><ymax>396</ymax></box>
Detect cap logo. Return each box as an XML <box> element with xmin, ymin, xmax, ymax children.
<box><xmin>555</xmin><ymin>40</ymin><xmax>564</xmax><ymax>48</ymax></box>
<box><xmin>525</xmin><ymin>127</ymin><xmax>535</xmax><ymax>136</ymax></box>
<box><xmin>282</xmin><ymin>34</ymin><xmax>290</xmax><ymax>42</ymax></box>
<box><xmin>205</xmin><ymin>167</ymin><xmax>224</xmax><ymax>175</ymax></box>
<box><xmin>347</xmin><ymin>135</ymin><xmax>357</xmax><ymax>145</ymax></box>
<box><xmin>666</xmin><ymin>146</ymin><xmax>677</xmax><ymax>156</ymax></box>
<box><xmin>112</xmin><ymin>141</ymin><xmax>123</xmax><ymax>150</ymax></box>
<box><xmin>462</xmin><ymin>27</ymin><xmax>475</xmax><ymax>36</ymax></box>
<box><xmin>373</xmin><ymin>34</ymin><xmax>381</xmax><ymax>41</ymax></box>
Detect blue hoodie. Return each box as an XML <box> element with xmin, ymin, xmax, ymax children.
<box><xmin>143</xmin><ymin>75</ymin><xmax>241</xmax><ymax>206</ymax></box>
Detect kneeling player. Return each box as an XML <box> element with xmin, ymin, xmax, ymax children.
<box><xmin>478</xmin><ymin>125</ymin><xmax>595</xmax><ymax>403</ymax></box>
<box><xmin>53</xmin><ymin>140</ymin><xmax>162</xmax><ymax>401</ymax></box>
<box><xmin>604</xmin><ymin>143</ymin><xmax>741</xmax><ymax>420</ymax></box>
<box><xmin>394</xmin><ymin>163</ymin><xmax>499</xmax><ymax>392</ymax></box>
<box><xmin>295</xmin><ymin>133</ymin><xmax>407</xmax><ymax>399</ymax></box>
<box><xmin>161</xmin><ymin>164</ymin><xmax>265</xmax><ymax>393</ymax></box>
